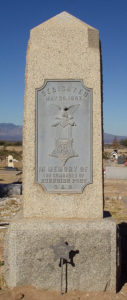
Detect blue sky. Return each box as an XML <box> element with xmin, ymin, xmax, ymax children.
<box><xmin>0</xmin><ymin>0</ymin><xmax>127</xmax><ymax>135</ymax></box>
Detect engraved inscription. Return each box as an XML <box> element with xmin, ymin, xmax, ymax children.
<box><xmin>36</xmin><ymin>80</ymin><xmax>92</xmax><ymax>193</ymax></box>
<box><xmin>39</xmin><ymin>165</ymin><xmax>88</xmax><ymax>191</ymax></box>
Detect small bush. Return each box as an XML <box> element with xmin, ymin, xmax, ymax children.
<box><xmin>120</xmin><ymin>139</ymin><xmax>127</xmax><ymax>147</ymax></box>
<box><xmin>103</xmin><ymin>151</ymin><xmax>110</xmax><ymax>159</ymax></box>
<box><xmin>0</xmin><ymin>140</ymin><xmax>22</xmax><ymax>147</ymax></box>
<box><xmin>0</xmin><ymin>141</ymin><xmax>6</xmax><ymax>146</ymax></box>
<box><xmin>0</xmin><ymin>261</ymin><xmax>4</xmax><ymax>267</ymax></box>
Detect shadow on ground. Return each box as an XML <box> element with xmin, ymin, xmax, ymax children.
<box><xmin>119</xmin><ymin>222</ymin><xmax>127</xmax><ymax>289</ymax></box>
<box><xmin>0</xmin><ymin>182</ymin><xmax>22</xmax><ymax>197</ymax></box>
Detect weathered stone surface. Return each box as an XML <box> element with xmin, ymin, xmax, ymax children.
<box><xmin>23</xmin><ymin>11</ymin><xmax>103</xmax><ymax>219</ymax></box>
<box><xmin>5</xmin><ymin>218</ymin><xmax>117</xmax><ymax>291</ymax></box>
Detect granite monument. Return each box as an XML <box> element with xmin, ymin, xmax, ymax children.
<box><xmin>5</xmin><ymin>12</ymin><xmax>119</xmax><ymax>292</ymax></box>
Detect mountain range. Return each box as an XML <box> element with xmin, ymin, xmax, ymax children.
<box><xmin>0</xmin><ymin>123</ymin><xmax>126</xmax><ymax>144</ymax></box>
<box><xmin>0</xmin><ymin>123</ymin><xmax>22</xmax><ymax>141</ymax></box>
<box><xmin>103</xmin><ymin>132</ymin><xmax>127</xmax><ymax>144</ymax></box>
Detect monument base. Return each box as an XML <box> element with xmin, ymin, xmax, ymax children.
<box><xmin>5</xmin><ymin>218</ymin><xmax>119</xmax><ymax>292</ymax></box>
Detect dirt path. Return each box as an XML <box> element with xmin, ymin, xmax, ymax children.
<box><xmin>0</xmin><ymin>169</ymin><xmax>21</xmax><ymax>184</ymax></box>
<box><xmin>1</xmin><ymin>285</ymin><xmax>127</xmax><ymax>300</ymax></box>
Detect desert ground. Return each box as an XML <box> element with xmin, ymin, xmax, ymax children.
<box><xmin>0</xmin><ymin>145</ymin><xmax>127</xmax><ymax>299</ymax></box>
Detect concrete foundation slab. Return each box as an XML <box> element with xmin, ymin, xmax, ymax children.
<box><xmin>105</xmin><ymin>166</ymin><xmax>127</xmax><ymax>180</ymax></box>
<box><xmin>5</xmin><ymin>218</ymin><xmax>118</xmax><ymax>292</ymax></box>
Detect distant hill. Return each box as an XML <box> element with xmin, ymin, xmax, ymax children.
<box><xmin>0</xmin><ymin>123</ymin><xmax>126</xmax><ymax>144</ymax></box>
<box><xmin>104</xmin><ymin>132</ymin><xmax>127</xmax><ymax>144</ymax></box>
<box><xmin>0</xmin><ymin>123</ymin><xmax>22</xmax><ymax>141</ymax></box>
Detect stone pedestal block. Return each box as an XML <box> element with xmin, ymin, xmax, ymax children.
<box><xmin>5</xmin><ymin>217</ymin><xmax>118</xmax><ymax>292</ymax></box>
